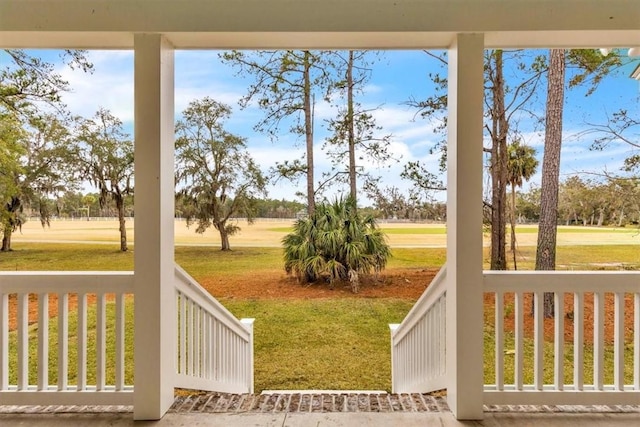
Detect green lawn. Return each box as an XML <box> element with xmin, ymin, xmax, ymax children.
<box><xmin>483</xmin><ymin>326</ymin><xmax>635</xmax><ymax>387</ymax></box>
<box><xmin>224</xmin><ymin>298</ymin><xmax>412</xmax><ymax>391</ymax></box>
<box><xmin>3</xmin><ymin>243</ymin><xmax>636</xmax><ymax>273</ymax></box>
<box><xmin>504</xmin><ymin>245</ymin><xmax>640</xmax><ymax>270</ymax></box>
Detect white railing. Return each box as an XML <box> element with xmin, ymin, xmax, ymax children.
<box><xmin>174</xmin><ymin>265</ymin><xmax>254</xmax><ymax>394</ymax></box>
<box><xmin>390</xmin><ymin>265</ymin><xmax>447</xmax><ymax>393</ymax></box>
<box><xmin>483</xmin><ymin>271</ymin><xmax>640</xmax><ymax>405</ymax></box>
<box><xmin>0</xmin><ymin>272</ymin><xmax>134</xmax><ymax>406</ymax></box>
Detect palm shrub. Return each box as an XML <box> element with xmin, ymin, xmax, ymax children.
<box><xmin>282</xmin><ymin>197</ymin><xmax>391</xmax><ymax>293</ymax></box>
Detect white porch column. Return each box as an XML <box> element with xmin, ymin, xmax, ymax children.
<box><xmin>446</xmin><ymin>33</ymin><xmax>485</xmax><ymax>420</ymax></box>
<box><xmin>133</xmin><ymin>34</ymin><xmax>175</xmax><ymax>420</ymax></box>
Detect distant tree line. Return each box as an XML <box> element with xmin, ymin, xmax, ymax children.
<box><xmin>514</xmin><ymin>176</ymin><xmax>640</xmax><ymax>227</ymax></box>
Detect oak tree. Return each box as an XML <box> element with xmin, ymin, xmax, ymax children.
<box><xmin>175</xmin><ymin>97</ymin><xmax>267</xmax><ymax>251</ymax></box>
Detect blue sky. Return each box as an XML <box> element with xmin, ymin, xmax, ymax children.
<box><xmin>6</xmin><ymin>49</ymin><xmax>640</xmax><ymax>204</ymax></box>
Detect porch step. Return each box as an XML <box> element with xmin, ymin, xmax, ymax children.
<box><xmin>168</xmin><ymin>392</ymin><xmax>450</xmax><ymax>413</ymax></box>
<box><xmin>261</xmin><ymin>390</ymin><xmax>387</xmax><ymax>395</ymax></box>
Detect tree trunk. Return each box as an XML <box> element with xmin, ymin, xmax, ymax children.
<box><xmin>116</xmin><ymin>196</ymin><xmax>128</xmax><ymax>252</ymax></box>
<box><xmin>1</xmin><ymin>228</ymin><xmax>12</xmax><ymax>252</ymax></box>
<box><xmin>597</xmin><ymin>209</ymin><xmax>604</xmax><ymax>226</ymax></box>
<box><xmin>490</xmin><ymin>50</ymin><xmax>508</xmax><ymax>270</ymax></box>
<box><xmin>617</xmin><ymin>208</ymin><xmax>624</xmax><ymax>226</ymax></box>
<box><xmin>303</xmin><ymin>51</ymin><xmax>315</xmax><ymax>216</ymax></box>
<box><xmin>535</xmin><ymin>48</ymin><xmax>565</xmax><ymax>319</ymax></box>
<box><xmin>510</xmin><ymin>183</ymin><xmax>518</xmax><ymax>270</ymax></box>
<box><xmin>347</xmin><ymin>50</ymin><xmax>357</xmax><ymax>203</ymax></box>
<box><xmin>218</xmin><ymin>222</ymin><xmax>231</xmax><ymax>251</ymax></box>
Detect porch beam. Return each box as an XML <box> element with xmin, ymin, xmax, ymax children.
<box><xmin>133</xmin><ymin>34</ymin><xmax>176</xmax><ymax>420</ymax></box>
<box><xmin>1</xmin><ymin>0</ymin><xmax>638</xmax><ymax>49</ymax></box>
<box><xmin>445</xmin><ymin>33</ymin><xmax>485</xmax><ymax>420</ymax></box>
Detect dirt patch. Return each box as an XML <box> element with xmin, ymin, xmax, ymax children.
<box><xmin>199</xmin><ymin>268</ymin><xmax>437</xmax><ymax>301</ymax></box>
<box><xmin>484</xmin><ymin>292</ymin><xmax>636</xmax><ymax>344</ymax></box>
<box><xmin>7</xmin><ymin>293</ymin><xmax>112</xmax><ymax>331</ymax></box>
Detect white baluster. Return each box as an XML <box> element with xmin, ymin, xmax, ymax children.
<box><xmin>554</xmin><ymin>292</ymin><xmax>564</xmax><ymax>390</ymax></box>
<box><xmin>593</xmin><ymin>292</ymin><xmax>604</xmax><ymax>390</ymax></box>
<box><xmin>534</xmin><ymin>292</ymin><xmax>543</xmax><ymax>390</ymax></box>
<box><xmin>233</xmin><ymin>335</ymin><xmax>238</xmax><ymax>383</ymax></box>
<box><xmin>187</xmin><ymin>299</ymin><xmax>194</xmax><ymax>375</ymax></box>
<box><xmin>194</xmin><ymin>305</ymin><xmax>200</xmax><ymax>378</ymax></box>
<box><xmin>200</xmin><ymin>307</ymin><xmax>206</xmax><ymax>378</ymax></box>
<box><xmin>58</xmin><ymin>293</ymin><xmax>68</xmax><ymax>391</ymax></box>
<box><xmin>227</xmin><ymin>332</ymin><xmax>232</xmax><ymax>384</ymax></box>
<box><xmin>573</xmin><ymin>292</ymin><xmax>584</xmax><ymax>391</ymax></box>
<box><xmin>440</xmin><ymin>294</ymin><xmax>446</xmax><ymax>376</ymax></box>
<box><xmin>179</xmin><ymin>292</ymin><xmax>186</xmax><ymax>375</ymax></box>
<box><xmin>96</xmin><ymin>292</ymin><xmax>106</xmax><ymax>391</ymax></box>
<box><xmin>421</xmin><ymin>316</ymin><xmax>424</xmax><ymax>381</ymax></box>
<box><xmin>515</xmin><ymin>291</ymin><xmax>523</xmax><ymax>390</ymax></box>
<box><xmin>225</xmin><ymin>327</ymin><xmax>230</xmax><ymax>383</ymax></box>
<box><xmin>495</xmin><ymin>291</ymin><xmax>504</xmax><ymax>390</ymax></box>
<box><xmin>115</xmin><ymin>293</ymin><xmax>125</xmax><ymax>391</ymax></box>
<box><xmin>17</xmin><ymin>293</ymin><xmax>28</xmax><ymax>391</ymax></box>
<box><xmin>430</xmin><ymin>307</ymin><xmax>436</xmax><ymax>377</ymax></box>
<box><xmin>37</xmin><ymin>293</ymin><xmax>49</xmax><ymax>391</ymax></box>
<box><xmin>613</xmin><ymin>292</ymin><xmax>624</xmax><ymax>391</ymax></box>
<box><xmin>204</xmin><ymin>313</ymin><xmax>210</xmax><ymax>379</ymax></box>
<box><xmin>434</xmin><ymin>300</ymin><xmax>440</xmax><ymax>376</ymax></box>
<box><xmin>220</xmin><ymin>326</ymin><xmax>226</xmax><ymax>383</ymax></box>
<box><xmin>77</xmin><ymin>293</ymin><xmax>87</xmax><ymax>391</ymax></box>
<box><xmin>213</xmin><ymin>318</ymin><xmax>219</xmax><ymax>381</ymax></box>
<box><xmin>414</xmin><ymin>320</ymin><xmax>418</xmax><ymax>383</ymax></box>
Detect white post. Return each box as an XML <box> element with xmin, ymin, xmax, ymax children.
<box><xmin>389</xmin><ymin>323</ymin><xmax>399</xmax><ymax>393</ymax></box>
<box><xmin>241</xmin><ymin>318</ymin><xmax>256</xmax><ymax>394</ymax></box>
<box><xmin>446</xmin><ymin>33</ymin><xmax>485</xmax><ymax>420</ymax></box>
<box><xmin>134</xmin><ymin>33</ymin><xmax>176</xmax><ymax>420</ymax></box>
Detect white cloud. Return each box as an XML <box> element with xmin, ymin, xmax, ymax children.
<box><xmin>57</xmin><ymin>50</ymin><xmax>134</xmax><ymax>123</ymax></box>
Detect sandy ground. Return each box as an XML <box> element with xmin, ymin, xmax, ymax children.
<box><xmin>10</xmin><ymin>218</ymin><xmax>640</xmax><ymax>247</ymax></box>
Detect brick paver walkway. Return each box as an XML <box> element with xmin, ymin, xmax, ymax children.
<box><xmin>168</xmin><ymin>392</ymin><xmax>449</xmax><ymax>413</ymax></box>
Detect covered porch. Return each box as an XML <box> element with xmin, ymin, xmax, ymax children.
<box><xmin>1</xmin><ymin>0</ymin><xmax>639</xmax><ymax>422</ymax></box>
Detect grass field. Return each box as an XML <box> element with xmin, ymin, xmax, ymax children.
<box><xmin>2</xmin><ymin>242</ymin><xmax>638</xmax><ymax>272</ymax></box>
<box><xmin>12</xmin><ymin>219</ymin><xmax>640</xmax><ymax>248</ymax></box>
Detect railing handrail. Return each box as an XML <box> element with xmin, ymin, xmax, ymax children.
<box><xmin>483</xmin><ymin>270</ymin><xmax>640</xmax><ymax>293</ymax></box>
<box><xmin>0</xmin><ymin>271</ymin><xmax>135</xmax><ymax>294</ymax></box>
<box><xmin>174</xmin><ymin>264</ymin><xmax>251</xmax><ymax>340</ymax></box>
<box><xmin>392</xmin><ymin>264</ymin><xmax>447</xmax><ymax>343</ymax></box>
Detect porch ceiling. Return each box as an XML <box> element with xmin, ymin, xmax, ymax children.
<box><xmin>0</xmin><ymin>0</ymin><xmax>638</xmax><ymax>49</ymax></box>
